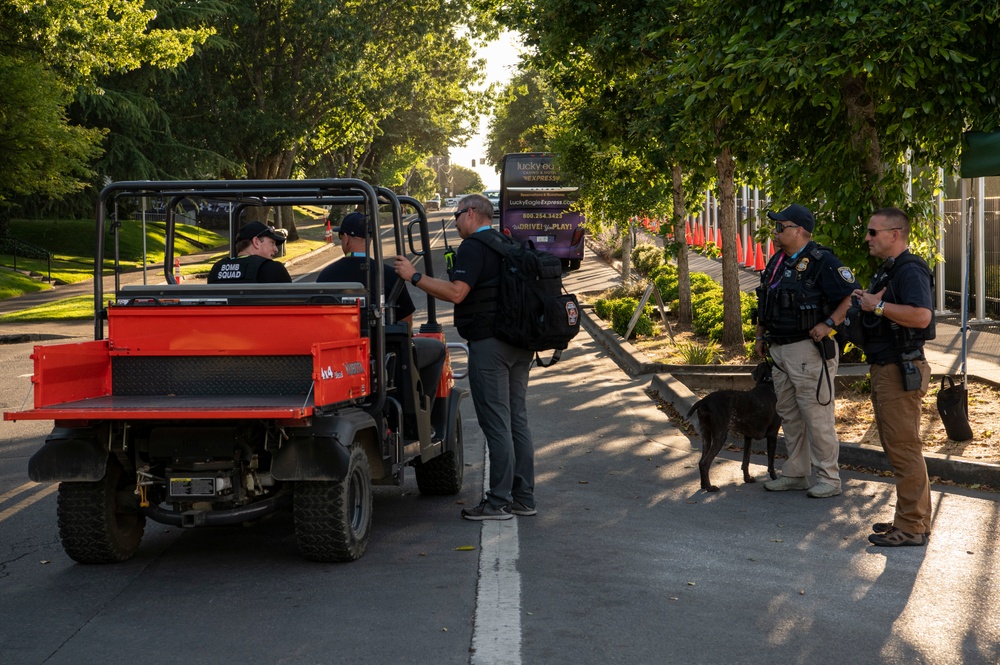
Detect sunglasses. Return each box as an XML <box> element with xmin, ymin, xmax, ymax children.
<box><xmin>773</xmin><ymin>222</ymin><xmax>799</xmax><ymax>233</ymax></box>
<box><xmin>867</xmin><ymin>227</ymin><xmax>902</xmax><ymax>236</ymax></box>
<box><xmin>453</xmin><ymin>207</ymin><xmax>471</xmax><ymax>220</ymax></box>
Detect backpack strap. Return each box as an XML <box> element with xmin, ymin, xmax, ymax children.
<box><xmin>465</xmin><ymin>228</ymin><xmax>514</xmax><ymax>257</ymax></box>
<box><xmin>534</xmin><ymin>349</ymin><xmax>562</xmax><ymax>368</ymax></box>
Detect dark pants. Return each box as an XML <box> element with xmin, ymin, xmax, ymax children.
<box><xmin>468</xmin><ymin>336</ymin><xmax>535</xmax><ymax>509</ymax></box>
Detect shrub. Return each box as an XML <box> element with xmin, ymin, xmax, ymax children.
<box><xmin>631</xmin><ymin>243</ymin><xmax>664</xmax><ymax>277</ymax></box>
<box><xmin>676</xmin><ymin>341</ymin><xmax>719</xmax><ymax>365</ymax></box>
<box><xmin>648</xmin><ymin>262</ymin><xmax>677</xmax><ymax>282</ymax></box>
<box><xmin>595</xmin><ymin>296</ymin><xmax>656</xmax><ymax>339</ymax></box>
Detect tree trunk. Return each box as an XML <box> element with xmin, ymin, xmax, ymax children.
<box><xmin>842</xmin><ymin>73</ymin><xmax>885</xmax><ymax>207</ymax></box>
<box><xmin>621</xmin><ymin>218</ymin><xmax>632</xmax><ymax>282</ymax></box>
<box><xmin>276</xmin><ymin>148</ymin><xmax>300</xmax><ymax>241</ymax></box>
<box><xmin>672</xmin><ymin>164</ymin><xmax>692</xmax><ymax>326</ymax></box>
<box><xmin>715</xmin><ymin>143</ymin><xmax>743</xmax><ymax>351</ymax></box>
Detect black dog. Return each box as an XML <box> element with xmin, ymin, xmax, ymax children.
<box><xmin>686</xmin><ymin>362</ymin><xmax>782</xmax><ymax>492</ymax></box>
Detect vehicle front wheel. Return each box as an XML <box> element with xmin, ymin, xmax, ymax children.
<box><xmin>57</xmin><ymin>457</ymin><xmax>145</xmax><ymax>564</ymax></box>
<box><xmin>294</xmin><ymin>444</ymin><xmax>372</xmax><ymax>562</ymax></box>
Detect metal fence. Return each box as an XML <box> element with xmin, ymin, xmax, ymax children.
<box><xmin>941</xmin><ymin>188</ymin><xmax>1000</xmax><ymax>320</ymax></box>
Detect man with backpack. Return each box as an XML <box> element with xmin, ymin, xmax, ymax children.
<box><xmin>394</xmin><ymin>194</ymin><xmax>536</xmax><ymax>521</ymax></box>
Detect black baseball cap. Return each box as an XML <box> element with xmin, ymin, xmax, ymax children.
<box><xmin>767</xmin><ymin>204</ymin><xmax>815</xmax><ymax>233</ymax></box>
<box><xmin>236</xmin><ymin>221</ymin><xmax>286</xmax><ymax>243</ymax></box>
<box><xmin>334</xmin><ymin>212</ymin><xmax>367</xmax><ymax>238</ymax></box>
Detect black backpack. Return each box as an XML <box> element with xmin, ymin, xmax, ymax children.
<box><xmin>467</xmin><ymin>231</ymin><xmax>581</xmax><ymax>366</ymax></box>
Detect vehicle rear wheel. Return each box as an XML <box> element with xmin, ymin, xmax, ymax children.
<box><xmin>57</xmin><ymin>457</ymin><xmax>145</xmax><ymax>564</ymax></box>
<box><xmin>294</xmin><ymin>444</ymin><xmax>372</xmax><ymax>562</ymax></box>
<box><xmin>414</xmin><ymin>412</ymin><xmax>464</xmax><ymax>495</ymax></box>
<box><xmin>565</xmin><ymin>258</ymin><xmax>581</xmax><ymax>271</ymax></box>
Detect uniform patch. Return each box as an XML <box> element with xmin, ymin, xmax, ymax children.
<box><xmin>838</xmin><ymin>266</ymin><xmax>855</xmax><ymax>282</ymax></box>
<box><xmin>795</xmin><ymin>258</ymin><xmax>809</xmax><ymax>272</ymax></box>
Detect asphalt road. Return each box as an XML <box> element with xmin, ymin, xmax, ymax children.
<box><xmin>1</xmin><ymin>222</ymin><xmax>999</xmax><ymax>665</ymax></box>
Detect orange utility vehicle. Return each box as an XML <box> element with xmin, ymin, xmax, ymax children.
<box><xmin>4</xmin><ymin>179</ymin><xmax>466</xmax><ymax>563</ymax></box>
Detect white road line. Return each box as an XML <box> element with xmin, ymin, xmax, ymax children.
<box><xmin>471</xmin><ymin>446</ymin><xmax>523</xmax><ymax>665</ymax></box>
<box><xmin>0</xmin><ymin>483</ymin><xmax>57</xmax><ymax>523</ymax></box>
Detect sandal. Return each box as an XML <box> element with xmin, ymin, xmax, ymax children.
<box><xmin>868</xmin><ymin>527</ymin><xmax>928</xmax><ymax>547</ymax></box>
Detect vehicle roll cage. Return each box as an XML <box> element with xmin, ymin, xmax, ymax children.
<box><xmin>96</xmin><ymin>179</ymin><xmax>439</xmax><ymax>411</ymax></box>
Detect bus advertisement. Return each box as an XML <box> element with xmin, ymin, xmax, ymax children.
<box><xmin>499</xmin><ymin>152</ymin><xmax>585</xmax><ymax>270</ymax></box>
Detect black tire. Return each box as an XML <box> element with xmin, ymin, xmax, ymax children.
<box><xmin>567</xmin><ymin>258</ymin><xmax>582</xmax><ymax>271</ymax></box>
<box><xmin>56</xmin><ymin>457</ymin><xmax>145</xmax><ymax>564</ymax></box>
<box><xmin>293</xmin><ymin>444</ymin><xmax>372</xmax><ymax>562</ymax></box>
<box><xmin>414</xmin><ymin>413</ymin><xmax>464</xmax><ymax>495</ymax></box>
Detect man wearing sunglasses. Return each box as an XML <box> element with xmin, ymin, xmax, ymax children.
<box><xmin>754</xmin><ymin>203</ymin><xmax>859</xmax><ymax>499</ymax></box>
<box><xmin>394</xmin><ymin>194</ymin><xmax>536</xmax><ymax>521</ymax></box>
<box><xmin>852</xmin><ymin>207</ymin><xmax>934</xmax><ymax>547</ymax></box>
<box><xmin>208</xmin><ymin>220</ymin><xmax>292</xmax><ymax>283</ymax></box>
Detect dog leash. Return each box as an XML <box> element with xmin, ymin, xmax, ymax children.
<box><xmin>812</xmin><ymin>340</ymin><xmax>834</xmax><ymax>406</ymax></box>
<box><xmin>765</xmin><ymin>348</ymin><xmax>833</xmax><ymax>406</ymax></box>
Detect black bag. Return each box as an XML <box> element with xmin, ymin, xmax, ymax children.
<box><xmin>937</xmin><ymin>375</ymin><xmax>973</xmax><ymax>442</ymax></box>
<box><xmin>468</xmin><ymin>231</ymin><xmax>581</xmax><ymax>366</ymax></box>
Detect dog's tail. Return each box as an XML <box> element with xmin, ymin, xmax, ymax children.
<box><xmin>686</xmin><ymin>398</ymin><xmax>705</xmax><ymax>419</ymax></box>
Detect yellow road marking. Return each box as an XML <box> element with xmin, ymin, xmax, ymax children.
<box><xmin>0</xmin><ymin>483</ymin><xmax>58</xmax><ymax>523</ymax></box>
<box><xmin>0</xmin><ymin>481</ymin><xmax>39</xmax><ymax>504</ymax></box>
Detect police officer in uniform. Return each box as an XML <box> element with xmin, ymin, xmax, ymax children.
<box><xmin>208</xmin><ymin>221</ymin><xmax>292</xmax><ymax>283</ymax></box>
<box><xmin>755</xmin><ymin>204</ymin><xmax>860</xmax><ymax>498</ymax></box>
<box><xmin>852</xmin><ymin>207</ymin><xmax>934</xmax><ymax>547</ymax></box>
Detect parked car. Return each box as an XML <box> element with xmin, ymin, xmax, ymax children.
<box><xmin>443</xmin><ymin>197</ymin><xmax>459</xmax><ymax>209</ymax></box>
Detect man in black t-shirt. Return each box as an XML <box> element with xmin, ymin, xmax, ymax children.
<box><xmin>394</xmin><ymin>194</ymin><xmax>536</xmax><ymax>522</ymax></box>
<box><xmin>853</xmin><ymin>207</ymin><xmax>934</xmax><ymax>548</ymax></box>
<box><xmin>208</xmin><ymin>221</ymin><xmax>291</xmax><ymax>283</ymax></box>
<box><xmin>317</xmin><ymin>212</ymin><xmax>415</xmax><ymax>321</ymax></box>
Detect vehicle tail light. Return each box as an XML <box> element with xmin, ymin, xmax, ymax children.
<box><xmin>571</xmin><ymin>227</ymin><xmax>584</xmax><ymax>246</ymax></box>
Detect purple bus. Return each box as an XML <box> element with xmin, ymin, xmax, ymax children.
<box><xmin>499</xmin><ymin>152</ymin><xmax>585</xmax><ymax>271</ymax></box>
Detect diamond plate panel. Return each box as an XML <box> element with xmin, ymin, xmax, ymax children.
<box><xmin>112</xmin><ymin>356</ymin><xmax>313</xmax><ymax>396</ymax></box>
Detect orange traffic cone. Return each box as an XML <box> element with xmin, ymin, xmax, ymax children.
<box><xmin>325</xmin><ymin>220</ymin><xmax>333</xmax><ymax>243</ymax></box>
<box><xmin>736</xmin><ymin>234</ymin><xmax>743</xmax><ymax>264</ymax></box>
<box><xmin>744</xmin><ymin>239</ymin><xmax>755</xmax><ymax>268</ymax></box>
<box><xmin>766</xmin><ymin>239</ymin><xmax>775</xmax><ymax>257</ymax></box>
<box><xmin>173</xmin><ymin>257</ymin><xmax>182</xmax><ymax>284</ymax></box>
<box><xmin>716</xmin><ymin>229</ymin><xmax>723</xmax><ymax>249</ymax></box>
<box><xmin>685</xmin><ymin>221</ymin><xmax>692</xmax><ymax>244</ymax></box>
<box><xmin>754</xmin><ymin>242</ymin><xmax>766</xmax><ymax>271</ymax></box>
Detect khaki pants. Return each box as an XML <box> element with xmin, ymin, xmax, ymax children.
<box><xmin>870</xmin><ymin>361</ymin><xmax>932</xmax><ymax>534</ymax></box>
<box><xmin>769</xmin><ymin>339</ymin><xmax>841</xmax><ymax>487</ymax></box>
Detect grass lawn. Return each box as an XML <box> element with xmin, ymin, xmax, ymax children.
<box><xmin>0</xmin><ymin>270</ymin><xmax>52</xmax><ymax>299</ymax></box>
<box><xmin>0</xmin><ymin>294</ymin><xmax>94</xmax><ymax>321</ymax></box>
<box><xmin>1</xmin><ymin>206</ymin><xmax>329</xmax><ymax>319</ymax></box>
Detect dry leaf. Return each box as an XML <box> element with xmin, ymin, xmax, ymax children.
<box><xmin>454</xmin><ymin>545</ymin><xmax>476</xmax><ymax>551</ymax></box>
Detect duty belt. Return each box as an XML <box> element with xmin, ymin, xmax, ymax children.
<box><xmin>765</xmin><ymin>334</ymin><xmax>810</xmax><ymax>346</ymax></box>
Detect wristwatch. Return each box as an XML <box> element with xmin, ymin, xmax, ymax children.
<box><xmin>410</xmin><ymin>272</ymin><xmax>422</xmax><ymax>286</ymax></box>
<box><xmin>824</xmin><ymin>317</ymin><xmax>835</xmax><ymax>328</ymax></box>
<box><xmin>874</xmin><ymin>300</ymin><xmax>885</xmax><ymax>317</ymax></box>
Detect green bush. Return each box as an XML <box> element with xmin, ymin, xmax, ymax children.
<box><xmin>595</xmin><ymin>296</ymin><xmax>656</xmax><ymax>339</ymax></box>
<box><xmin>631</xmin><ymin>243</ymin><xmax>664</xmax><ymax>277</ymax></box>
<box><xmin>689</xmin><ymin>272</ymin><xmax>718</xmax><ymax>295</ymax></box>
<box><xmin>676</xmin><ymin>341</ymin><xmax>719</xmax><ymax>365</ymax></box>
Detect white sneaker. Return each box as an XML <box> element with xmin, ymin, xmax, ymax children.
<box><xmin>764</xmin><ymin>476</ymin><xmax>810</xmax><ymax>491</ymax></box>
<box><xmin>807</xmin><ymin>482</ymin><xmax>842</xmax><ymax>498</ymax></box>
